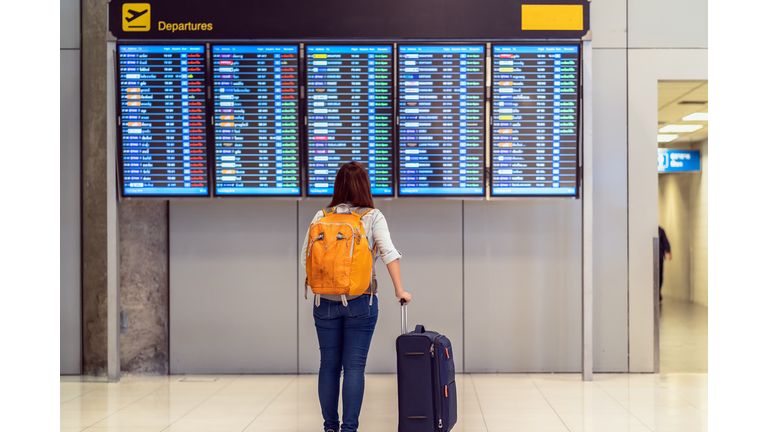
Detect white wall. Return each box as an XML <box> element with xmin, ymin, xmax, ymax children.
<box><xmin>690</xmin><ymin>140</ymin><xmax>708</xmax><ymax>306</ymax></box>
<box><xmin>169</xmin><ymin>201</ymin><xmax>298</xmax><ymax>374</ymax></box>
<box><xmin>464</xmin><ymin>200</ymin><xmax>582</xmax><ymax>372</ymax></box>
<box><xmin>60</xmin><ymin>0</ymin><xmax>81</xmax><ymax>375</ymax></box>
<box><xmin>592</xmin><ymin>47</ymin><xmax>628</xmax><ymax>372</ymax></box>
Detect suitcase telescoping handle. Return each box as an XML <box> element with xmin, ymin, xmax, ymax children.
<box><xmin>400</xmin><ymin>298</ymin><xmax>407</xmax><ymax>335</ymax></box>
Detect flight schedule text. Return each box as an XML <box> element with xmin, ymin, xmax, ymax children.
<box><xmin>306</xmin><ymin>46</ymin><xmax>394</xmax><ymax>196</ymax></box>
<box><xmin>397</xmin><ymin>45</ymin><xmax>486</xmax><ymax>196</ymax></box>
<box><xmin>212</xmin><ymin>45</ymin><xmax>301</xmax><ymax>195</ymax></box>
<box><xmin>491</xmin><ymin>45</ymin><xmax>580</xmax><ymax>196</ymax></box>
<box><xmin>118</xmin><ymin>45</ymin><xmax>208</xmax><ymax>196</ymax></box>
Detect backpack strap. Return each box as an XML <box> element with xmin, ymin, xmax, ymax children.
<box><xmin>321</xmin><ymin>207</ymin><xmax>334</xmax><ymax>216</ymax></box>
<box><xmin>352</xmin><ymin>207</ymin><xmax>373</xmax><ymax>218</ymax></box>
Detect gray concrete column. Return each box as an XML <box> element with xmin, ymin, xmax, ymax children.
<box><xmin>81</xmin><ymin>0</ymin><xmax>109</xmax><ymax>376</ymax></box>
<box><xmin>119</xmin><ymin>201</ymin><xmax>170</xmax><ymax>375</ymax></box>
<box><xmin>82</xmin><ymin>1</ymin><xmax>171</xmax><ymax>376</ymax></box>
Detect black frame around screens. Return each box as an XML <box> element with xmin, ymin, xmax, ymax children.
<box><xmin>116</xmin><ymin>41</ymin><xmax>212</xmax><ymax>198</ymax></box>
<box><xmin>489</xmin><ymin>42</ymin><xmax>582</xmax><ymax>198</ymax></box>
<box><xmin>209</xmin><ymin>43</ymin><xmax>304</xmax><ymax>198</ymax></box>
<box><xmin>395</xmin><ymin>43</ymin><xmax>488</xmax><ymax>198</ymax></box>
<box><xmin>303</xmin><ymin>43</ymin><xmax>396</xmax><ymax>198</ymax></box>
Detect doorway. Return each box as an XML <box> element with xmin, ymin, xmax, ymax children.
<box><xmin>656</xmin><ymin>80</ymin><xmax>708</xmax><ymax>373</ymax></box>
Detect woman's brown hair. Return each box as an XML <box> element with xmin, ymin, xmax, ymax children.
<box><xmin>328</xmin><ymin>162</ymin><xmax>375</xmax><ymax>209</ymax></box>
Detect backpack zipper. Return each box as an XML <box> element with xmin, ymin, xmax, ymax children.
<box><xmin>315</xmin><ymin>222</ymin><xmax>356</xmax><ymax>258</ymax></box>
<box><xmin>306</xmin><ymin>232</ymin><xmax>324</xmax><ymax>257</ymax></box>
<box><xmin>326</xmin><ymin>233</ymin><xmax>350</xmax><ymax>249</ymax></box>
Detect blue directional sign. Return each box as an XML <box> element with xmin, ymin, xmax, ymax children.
<box><xmin>657</xmin><ymin>149</ymin><xmax>701</xmax><ymax>173</ymax></box>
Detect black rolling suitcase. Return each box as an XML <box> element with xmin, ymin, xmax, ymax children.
<box><xmin>396</xmin><ymin>300</ymin><xmax>457</xmax><ymax>432</ymax></box>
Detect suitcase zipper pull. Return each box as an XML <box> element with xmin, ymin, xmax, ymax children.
<box><xmin>430</xmin><ymin>344</ymin><xmax>434</xmax><ymax>357</ymax></box>
<box><xmin>439</xmin><ymin>419</ymin><xmax>443</xmax><ymax>429</ymax></box>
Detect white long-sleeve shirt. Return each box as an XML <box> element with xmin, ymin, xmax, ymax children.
<box><xmin>301</xmin><ymin>204</ymin><xmax>402</xmax><ymax>301</ymax></box>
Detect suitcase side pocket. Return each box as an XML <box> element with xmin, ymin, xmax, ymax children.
<box><xmin>437</xmin><ymin>337</ymin><xmax>456</xmax><ymax>431</ymax></box>
<box><xmin>445</xmin><ymin>381</ymin><xmax>457</xmax><ymax>430</ymax></box>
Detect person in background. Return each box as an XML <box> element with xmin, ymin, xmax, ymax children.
<box><xmin>659</xmin><ymin>226</ymin><xmax>672</xmax><ymax>301</ymax></box>
<box><xmin>301</xmin><ymin>162</ymin><xmax>411</xmax><ymax>432</ymax></box>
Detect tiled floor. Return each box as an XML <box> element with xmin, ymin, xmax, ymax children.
<box><xmin>61</xmin><ymin>300</ymin><xmax>708</xmax><ymax>431</ymax></box>
<box><xmin>660</xmin><ymin>299</ymin><xmax>708</xmax><ymax>373</ymax></box>
<box><xmin>61</xmin><ymin>373</ymin><xmax>707</xmax><ymax>432</ymax></box>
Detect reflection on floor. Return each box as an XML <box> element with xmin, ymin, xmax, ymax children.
<box><xmin>660</xmin><ymin>298</ymin><xmax>708</xmax><ymax>373</ymax></box>
<box><xmin>61</xmin><ymin>373</ymin><xmax>707</xmax><ymax>432</ymax></box>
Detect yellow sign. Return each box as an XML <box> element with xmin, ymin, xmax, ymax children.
<box><xmin>123</xmin><ymin>3</ymin><xmax>151</xmax><ymax>32</ymax></box>
<box><xmin>521</xmin><ymin>5</ymin><xmax>583</xmax><ymax>31</ymax></box>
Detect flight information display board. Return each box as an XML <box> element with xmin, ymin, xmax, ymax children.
<box><xmin>491</xmin><ymin>45</ymin><xmax>580</xmax><ymax>196</ymax></box>
<box><xmin>212</xmin><ymin>45</ymin><xmax>301</xmax><ymax>196</ymax></box>
<box><xmin>397</xmin><ymin>45</ymin><xmax>486</xmax><ymax>196</ymax></box>
<box><xmin>118</xmin><ymin>45</ymin><xmax>208</xmax><ymax>196</ymax></box>
<box><xmin>306</xmin><ymin>45</ymin><xmax>394</xmax><ymax>196</ymax></box>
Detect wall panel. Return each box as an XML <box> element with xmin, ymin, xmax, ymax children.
<box><xmin>297</xmin><ymin>200</ymin><xmax>326</xmax><ymax>374</ymax></box>
<box><xmin>464</xmin><ymin>200</ymin><xmax>582</xmax><ymax>372</ymax></box>
<box><xmin>628</xmin><ymin>0</ymin><xmax>707</xmax><ymax>48</ymax></box>
<box><xmin>592</xmin><ymin>49</ymin><xmax>629</xmax><ymax>372</ymax></box>
<box><xmin>591</xmin><ymin>0</ymin><xmax>627</xmax><ymax>48</ymax></box>
<box><xmin>60</xmin><ymin>0</ymin><xmax>80</xmax><ymax>49</ymax></box>
<box><xmin>689</xmin><ymin>140</ymin><xmax>708</xmax><ymax>306</ymax></box>
<box><xmin>61</xmin><ymin>50</ymin><xmax>81</xmax><ymax>375</ymax></box>
<box><xmin>169</xmin><ymin>201</ymin><xmax>298</xmax><ymax>373</ymax></box>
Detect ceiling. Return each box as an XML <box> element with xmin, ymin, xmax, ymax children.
<box><xmin>657</xmin><ymin>81</ymin><xmax>708</xmax><ymax>146</ymax></box>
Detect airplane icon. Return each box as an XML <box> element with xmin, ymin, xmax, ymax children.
<box><xmin>125</xmin><ymin>9</ymin><xmax>148</xmax><ymax>23</ymax></box>
<box><xmin>122</xmin><ymin>3</ymin><xmax>150</xmax><ymax>31</ymax></box>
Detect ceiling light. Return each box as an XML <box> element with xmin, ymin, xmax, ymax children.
<box><xmin>657</xmin><ymin>134</ymin><xmax>679</xmax><ymax>143</ymax></box>
<box><xmin>659</xmin><ymin>124</ymin><xmax>703</xmax><ymax>133</ymax></box>
<box><xmin>683</xmin><ymin>113</ymin><xmax>708</xmax><ymax>121</ymax></box>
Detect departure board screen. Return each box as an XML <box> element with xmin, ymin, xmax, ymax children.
<box><xmin>397</xmin><ymin>45</ymin><xmax>486</xmax><ymax>196</ymax></box>
<box><xmin>306</xmin><ymin>45</ymin><xmax>394</xmax><ymax>196</ymax></box>
<box><xmin>212</xmin><ymin>45</ymin><xmax>301</xmax><ymax>196</ymax></box>
<box><xmin>118</xmin><ymin>45</ymin><xmax>208</xmax><ymax>196</ymax></box>
<box><xmin>491</xmin><ymin>45</ymin><xmax>580</xmax><ymax>196</ymax></box>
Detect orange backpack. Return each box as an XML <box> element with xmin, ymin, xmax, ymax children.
<box><xmin>305</xmin><ymin>205</ymin><xmax>376</xmax><ymax>306</ymax></box>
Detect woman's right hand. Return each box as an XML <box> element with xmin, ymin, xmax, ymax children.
<box><xmin>397</xmin><ymin>291</ymin><xmax>412</xmax><ymax>306</ymax></box>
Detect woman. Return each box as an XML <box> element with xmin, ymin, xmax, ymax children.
<box><xmin>301</xmin><ymin>161</ymin><xmax>411</xmax><ymax>432</ymax></box>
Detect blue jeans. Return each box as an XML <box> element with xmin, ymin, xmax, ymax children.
<box><xmin>314</xmin><ymin>294</ymin><xmax>379</xmax><ymax>432</ymax></box>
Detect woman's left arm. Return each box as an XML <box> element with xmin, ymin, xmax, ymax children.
<box><xmin>371</xmin><ymin>211</ymin><xmax>403</xmax><ymax>265</ymax></box>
